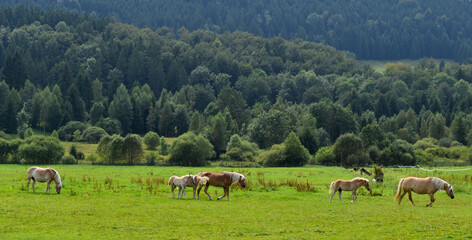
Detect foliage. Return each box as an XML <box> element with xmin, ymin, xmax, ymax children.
<box><xmin>61</xmin><ymin>154</ymin><xmax>77</xmax><ymax>164</ymax></box>
<box><xmin>18</xmin><ymin>136</ymin><xmax>64</xmax><ymax>164</ymax></box>
<box><xmin>248</xmin><ymin>109</ymin><xmax>291</xmax><ymax>149</ymax></box>
<box><xmin>221</xmin><ymin>134</ymin><xmax>259</xmax><ymax>162</ymax></box>
<box><xmin>259</xmin><ymin>132</ymin><xmax>310</xmax><ymax>167</ymax></box>
<box><xmin>124</xmin><ymin>134</ymin><xmax>144</xmax><ymax>164</ymax></box>
<box><xmin>81</xmin><ymin>127</ymin><xmax>109</xmax><ymax>143</ymax></box>
<box><xmin>143</xmin><ymin>131</ymin><xmax>160</xmax><ymax>150</ymax></box>
<box><xmin>96</xmin><ymin>135</ymin><xmax>126</xmax><ymax>164</ymax></box>
<box><xmin>312</xmin><ymin>146</ymin><xmax>336</xmax><ymax>165</ymax></box>
<box><xmin>333</xmin><ymin>133</ymin><xmax>367</xmax><ymax>167</ymax></box>
<box><xmin>169</xmin><ymin>132</ymin><xmax>214</xmax><ymax>166</ymax></box>
<box><xmin>58</xmin><ymin>121</ymin><xmax>87</xmax><ymax>141</ymax></box>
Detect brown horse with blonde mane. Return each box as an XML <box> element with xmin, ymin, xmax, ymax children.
<box><xmin>27</xmin><ymin>166</ymin><xmax>62</xmax><ymax>194</ymax></box>
<box><xmin>395</xmin><ymin>177</ymin><xmax>454</xmax><ymax>207</ymax></box>
<box><xmin>197</xmin><ymin>171</ymin><xmax>246</xmax><ymax>200</ymax></box>
<box><xmin>329</xmin><ymin>177</ymin><xmax>370</xmax><ymax>203</ymax></box>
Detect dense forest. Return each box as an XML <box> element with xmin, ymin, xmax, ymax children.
<box><xmin>2</xmin><ymin>0</ymin><xmax>472</xmax><ymax>61</ymax></box>
<box><xmin>1</xmin><ymin>6</ymin><xmax>472</xmax><ymax>167</ymax></box>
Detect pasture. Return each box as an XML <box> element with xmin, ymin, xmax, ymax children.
<box><xmin>1</xmin><ymin>165</ymin><xmax>471</xmax><ymax>239</ymax></box>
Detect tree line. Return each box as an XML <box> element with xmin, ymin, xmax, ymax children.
<box><xmin>1</xmin><ymin>6</ymin><xmax>472</xmax><ymax>167</ymax></box>
<box><xmin>2</xmin><ymin>1</ymin><xmax>472</xmax><ymax>61</ymax></box>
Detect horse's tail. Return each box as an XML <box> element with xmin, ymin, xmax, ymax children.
<box><xmin>394</xmin><ymin>178</ymin><xmax>404</xmax><ymax>202</ymax></box>
<box><xmin>329</xmin><ymin>181</ymin><xmax>336</xmax><ymax>195</ymax></box>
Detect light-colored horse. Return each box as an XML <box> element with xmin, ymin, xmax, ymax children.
<box><xmin>168</xmin><ymin>174</ymin><xmax>195</xmax><ymax>199</ymax></box>
<box><xmin>186</xmin><ymin>173</ymin><xmax>211</xmax><ymax>200</ymax></box>
<box><xmin>27</xmin><ymin>167</ymin><xmax>62</xmax><ymax>194</ymax></box>
<box><xmin>329</xmin><ymin>177</ymin><xmax>370</xmax><ymax>203</ymax></box>
<box><xmin>197</xmin><ymin>171</ymin><xmax>246</xmax><ymax>201</ymax></box>
<box><xmin>395</xmin><ymin>177</ymin><xmax>454</xmax><ymax>207</ymax></box>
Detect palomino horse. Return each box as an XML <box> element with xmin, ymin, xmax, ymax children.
<box><xmin>27</xmin><ymin>167</ymin><xmax>62</xmax><ymax>194</ymax></box>
<box><xmin>395</xmin><ymin>177</ymin><xmax>454</xmax><ymax>207</ymax></box>
<box><xmin>197</xmin><ymin>171</ymin><xmax>246</xmax><ymax>201</ymax></box>
<box><xmin>329</xmin><ymin>177</ymin><xmax>370</xmax><ymax>203</ymax></box>
<box><xmin>168</xmin><ymin>174</ymin><xmax>195</xmax><ymax>199</ymax></box>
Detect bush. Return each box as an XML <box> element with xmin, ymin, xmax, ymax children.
<box><xmin>124</xmin><ymin>134</ymin><xmax>144</xmax><ymax>164</ymax></box>
<box><xmin>159</xmin><ymin>137</ymin><xmax>169</xmax><ymax>155</ymax></box>
<box><xmin>258</xmin><ymin>144</ymin><xmax>285</xmax><ymax>167</ymax></box>
<box><xmin>221</xmin><ymin>134</ymin><xmax>259</xmax><ymax>162</ymax></box>
<box><xmin>58</xmin><ymin>121</ymin><xmax>87</xmax><ymax>141</ymax></box>
<box><xmin>169</xmin><ymin>132</ymin><xmax>214</xmax><ymax>166</ymax></box>
<box><xmin>70</xmin><ymin>144</ymin><xmax>78</xmax><ymax>159</ymax></box>
<box><xmin>413</xmin><ymin>138</ymin><xmax>438</xmax><ymax>150</ymax></box>
<box><xmin>81</xmin><ymin>126</ymin><xmax>109</xmax><ymax>143</ymax></box>
<box><xmin>61</xmin><ymin>155</ymin><xmax>77</xmax><ymax>164</ymax></box>
<box><xmin>143</xmin><ymin>131</ymin><xmax>160</xmax><ymax>150</ymax></box>
<box><xmin>86</xmin><ymin>154</ymin><xmax>98</xmax><ymax>164</ymax></box>
<box><xmin>18</xmin><ymin>136</ymin><xmax>64</xmax><ymax>164</ymax></box>
<box><xmin>312</xmin><ymin>146</ymin><xmax>336</xmax><ymax>165</ymax></box>
<box><xmin>96</xmin><ymin>135</ymin><xmax>125</xmax><ymax>164</ymax></box>
<box><xmin>258</xmin><ymin>132</ymin><xmax>310</xmax><ymax>167</ymax></box>
<box><xmin>96</xmin><ymin>118</ymin><xmax>122</xmax><ymax>135</ymax></box>
<box><xmin>145</xmin><ymin>152</ymin><xmax>158</xmax><ymax>166</ymax></box>
<box><xmin>333</xmin><ymin>133</ymin><xmax>366</xmax><ymax>166</ymax></box>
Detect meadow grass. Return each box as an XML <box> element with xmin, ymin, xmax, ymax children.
<box><xmin>1</xmin><ymin>165</ymin><xmax>471</xmax><ymax>239</ymax></box>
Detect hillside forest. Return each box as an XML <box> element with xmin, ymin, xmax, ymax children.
<box><xmin>1</xmin><ymin>6</ymin><xmax>472</xmax><ymax>167</ymax></box>
<box><xmin>2</xmin><ymin>0</ymin><xmax>472</xmax><ymax>61</ymax></box>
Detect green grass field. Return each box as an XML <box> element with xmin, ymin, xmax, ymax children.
<box><xmin>1</xmin><ymin>165</ymin><xmax>471</xmax><ymax>239</ymax></box>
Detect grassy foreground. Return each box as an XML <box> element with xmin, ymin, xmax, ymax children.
<box><xmin>1</xmin><ymin>165</ymin><xmax>471</xmax><ymax>239</ymax></box>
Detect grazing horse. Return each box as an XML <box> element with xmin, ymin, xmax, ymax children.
<box><xmin>395</xmin><ymin>177</ymin><xmax>454</xmax><ymax>207</ymax></box>
<box><xmin>329</xmin><ymin>177</ymin><xmax>370</xmax><ymax>203</ymax></box>
<box><xmin>168</xmin><ymin>174</ymin><xmax>194</xmax><ymax>199</ymax></box>
<box><xmin>197</xmin><ymin>171</ymin><xmax>246</xmax><ymax>201</ymax></box>
<box><xmin>27</xmin><ymin>167</ymin><xmax>62</xmax><ymax>194</ymax></box>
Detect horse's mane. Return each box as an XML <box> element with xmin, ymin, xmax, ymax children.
<box><xmin>352</xmin><ymin>177</ymin><xmax>369</xmax><ymax>182</ymax></box>
<box><xmin>432</xmin><ymin>177</ymin><xmax>449</xmax><ymax>190</ymax></box>
<box><xmin>222</xmin><ymin>171</ymin><xmax>245</xmax><ymax>182</ymax></box>
<box><xmin>50</xmin><ymin>168</ymin><xmax>62</xmax><ymax>186</ymax></box>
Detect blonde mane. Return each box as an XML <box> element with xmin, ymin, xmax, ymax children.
<box><xmin>352</xmin><ymin>177</ymin><xmax>369</xmax><ymax>182</ymax></box>
<box><xmin>51</xmin><ymin>168</ymin><xmax>62</xmax><ymax>187</ymax></box>
<box><xmin>222</xmin><ymin>171</ymin><xmax>245</xmax><ymax>183</ymax></box>
<box><xmin>432</xmin><ymin>177</ymin><xmax>448</xmax><ymax>190</ymax></box>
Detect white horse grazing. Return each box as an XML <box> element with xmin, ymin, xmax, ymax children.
<box><xmin>168</xmin><ymin>174</ymin><xmax>195</xmax><ymax>199</ymax></box>
<box><xmin>27</xmin><ymin>166</ymin><xmax>62</xmax><ymax>194</ymax></box>
<box><xmin>395</xmin><ymin>177</ymin><xmax>454</xmax><ymax>207</ymax></box>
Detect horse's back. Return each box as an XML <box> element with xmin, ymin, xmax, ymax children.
<box><xmin>27</xmin><ymin>167</ymin><xmax>53</xmax><ymax>182</ymax></box>
<box><xmin>402</xmin><ymin>177</ymin><xmax>435</xmax><ymax>194</ymax></box>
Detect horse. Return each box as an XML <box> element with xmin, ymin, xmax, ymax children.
<box><xmin>191</xmin><ymin>176</ymin><xmax>210</xmax><ymax>200</ymax></box>
<box><xmin>168</xmin><ymin>174</ymin><xmax>195</xmax><ymax>199</ymax></box>
<box><xmin>27</xmin><ymin>166</ymin><xmax>62</xmax><ymax>194</ymax></box>
<box><xmin>329</xmin><ymin>177</ymin><xmax>370</xmax><ymax>203</ymax></box>
<box><xmin>197</xmin><ymin>171</ymin><xmax>246</xmax><ymax>201</ymax></box>
<box><xmin>395</xmin><ymin>177</ymin><xmax>454</xmax><ymax>207</ymax></box>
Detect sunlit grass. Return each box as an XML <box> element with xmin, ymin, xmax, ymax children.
<box><xmin>1</xmin><ymin>165</ymin><xmax>471</xmax><ymax>239</ymax></box>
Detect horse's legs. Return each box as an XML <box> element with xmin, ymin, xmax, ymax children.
<box><xmin>338</xmin><ymin>190</ymin><xmax>344</xmax><ymax>203</ymax></box>
<box><xmin>197</xmin><ymin>185</ymin><xmax>202</xmax><ymax>200</ymax></box>
<box><xmin>32</xmin><ymin>180</ymin><xmax>36</xmax><ymax>192</ymax></box>
<box><xmin>408</xmin><ymin>191</ymin><xmax>416</xmax><ymax>206</ymax></box>
<box><xmin>204</xmin><ymin>184</ymin><xmax>212</xmax><ymax>200</ymax></box>
<box><xmin>171</xmin><ymin>185</ymin><xmax>175</xmax><ymax>199</ymax></box>
<box><xmin>426</xmin><ymin>193</ymin><xmax>435</xmax><ymax>207</ymax></box>
<box><xmin>46</xmin><ymin>181</ymin><xmax>50</xmax><ymax>194</ymax></box>
<box><xmin>226</xmin><ymin>187</ymin><xmax>230</xmax><ymax>201</ymax></box>
<box><xmin>398</xmin><ymin>191</ymin><xmax>407</xmax><ymax>205</ymax></box>
<box><xmin>217</xmin><ymin>187</ymin><xmax>227</xmax><ymax>200</ymax></box>
<box><xmin>178</xmin><ymin>187</ymin><xmax>182</xmax><ymax>199</ymax></box>
<box><xmin>27</xmin><ymin>179</ymin><xmax>31</xmax><ymax>192</ymax></box>
<box><xmin>351</xmin><ymin>190</ymin><xmax>357</xmax><ymax>203</ymax></box>
<box><xmin>329</xmin><ymin>191</ymin><xmax>335</xmax><ymax>203</ymax></box>
<box><xmin>182</xmin><ymin>186</ymin><xmax>187</xmax><ymax>200</ymax></box>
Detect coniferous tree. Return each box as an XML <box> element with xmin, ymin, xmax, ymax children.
<box><xmin>108</xmin><ymin>84</ymin><xmax>133</xmax><ymax>134</ymax></box>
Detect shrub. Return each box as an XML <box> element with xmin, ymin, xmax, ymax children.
<box><xmin>221</xmin><ymin>134</ymin><xmax>259</xmax><ymax>162</ymax></box>
<box><xmin>333</xmin><ymin>133</ymin><xmax>366</xmax><ymax>166</ymax></box>
<box><xmin>61</xmin><ymin>155</ymin><xmax>77</xmax><ymax>164</ymax></box>
<box><xmin>159</xmin><ymin>137</ymin><xmax>169</xmax><ymax>155</ymax></box>
<box><xmin>413</xmin><ymin>138</ymin><xmax>438</xmax><ymax>150</ymax></box>
<box><xmin>24</xmin><ymin>128</ymin><xmax>34</xmax><ymax>138</ymax></box>
<box><xmin>143</xmin><ymin>131</ymin><xmax>160</xmax><ymax>150</ymax></box>
<box><xmin>58</xmin><ymin>121</ymin><xmax>87</xmax><ymax>141</ymax></box>
<box><xmin>96</xmin><ymin>135</ymin><xmax>125</xmax><ymax>164</ymax></box>
<box><xmin>258</xmin><ymin>132</ymin><xmax>310</xmax><ymax>167</ymax></box>
<box><xmin>96</xmin><ymin>118</ymin><xmax>122</xmax><ymax>135</ymax></box>
<box><xmin>124</xmin><ymin>134</ymin><xmax>144</xmax><ymax>164</ymax></box>
<box><xmin>18</xmin><ymin>136</ymin><xmax>64</xmax><ymax>164</ymax></box>
<box><xmin>86</xmin><ymin>154</ymin><xmax>98</xmax><ymax>164</ymax></box>
<box><xmin>70</xmin><ymin>144</ymin><xmax>78</xmax><ymax>159</ymax></box>
<box><xmin>145</xmin><ymin>152</ymin><xmax>158</xmax><ymax>166</ymax></box>
<box><xmin>81</xmin><ymin>126</ymin><xmax>109</xmax><ymax>143</ymax></box>
<box><xmin>312</xmin><ymin>146</ymin><xmax>336</xmax><ymax>165</ymax></box>
<box><xmin>169</xmin><ymin>132</ymin><xmax>214</xmax><ymax>166</ymax></box>
<box><xmin>258</xmin><ymin>144</ymin><xmax>285</xmax><ymax>167</ymax></box>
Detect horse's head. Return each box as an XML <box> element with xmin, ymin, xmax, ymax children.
<box><xmin>444</xmin><ymin>184</ymin><xmax>454</xmax><ymax>199</ymax></box>
<box><xmin>56</xmin><ymin>183</ymin><xmax>62</xmax><ymax>194</ymax></box>
<box><xmin>238</xmin><ymin>175</ymin><xmax>246</xmax><ymax>188</ymax></box>
<box><xmin>361</xmin><ymin>179</ymin><xmax>370</xmax><ymax>191</ymax></box>
<box><xmin>187</xmin><ymin>174</ymin><xmax>195</xmax><ymax>185</ymax></box>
